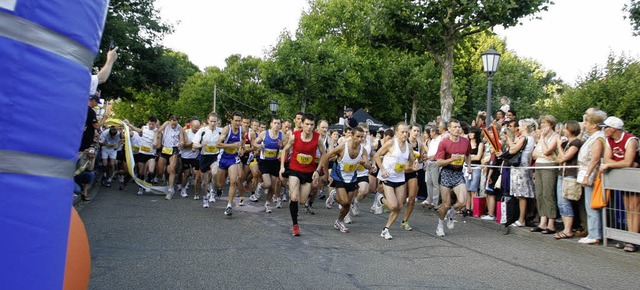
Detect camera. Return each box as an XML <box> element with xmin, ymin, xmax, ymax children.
<box><xmin>109</xmin><ymin>41</ymin><xmax>115</xmax><ymax>50</ymax></box>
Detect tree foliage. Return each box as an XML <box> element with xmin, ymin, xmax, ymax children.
<box><xmin>625</xmin><ymin>0</ymin><xmax>640</xmax><ymax>36</ymax></box>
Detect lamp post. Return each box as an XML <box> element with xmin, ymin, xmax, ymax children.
<box><xmin>269</xmin><ymin>100</ymin><xmax>278</xmax><ymax>117</ymax></box>
<box><xmin>481</xmin><ymin>47</ymin><xmax>501</xmax><ymax>126</ymax></box>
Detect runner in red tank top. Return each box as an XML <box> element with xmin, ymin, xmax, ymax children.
<box><xmin>280</xmin><ymin>113</ymin><xmax>326</xmax><ymax>236</ymax></box>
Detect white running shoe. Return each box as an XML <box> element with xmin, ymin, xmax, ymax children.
<box><xmin>209</xmin><ymin>192</ymin><xmax>216</xmax><ymax>203</ymax></box>
<box><xmin>224</xmin><ymin>206</ymin><xmax>232</xmax><ymax>216</ymax></box>
<box><xmin>177</xmin><ymin>184</ymin><xmax>182</xmax><ymax>191</ymax></box>
<box><xmin>250</xmin><ymin>194</ymin><xmax>259</xmax><ymax>202</ymax></box>
<box><xmin>239</xmin><ymin>198</ymin><xmax>245</xmax><ymax>206</ymax></box>
<box><xmin>165</xmin><ymin>187</ymin><xmax>174</xmax><ymax>200</ymax></box>
<box><xmin>446</xmin><ymin>208</ymin><xmax>455</xmax><ymax>230</ymax></box>
<box><xmin>401</xmin><ymin>221</ymin><xmax>413</xmax><ymax>231</ymax></box>
<box><xmin>194</xmin><ymin>194</ymin><xmax>200</xmax><ymax>200</ymax></box>
<box><xmin>380</xmin><ymin>228</ymin><xmax>393</xmax><ymax>240</ymax></box>
<box><xmin>334</xmin><ymin>220</ymin><xmax>350</xmax><ymax>233</ymax></box>
<box><xmin>480</xmin><ymin>215</ymin><xmax>495</xmax><ymax>221</ymax></box>
<box><xmin>436</xmin><ymin>224</ymin><xmax>445</xmax><ymax>237</ymax></box>
<box><xmin>578</xmin><ymin>237</ymin><xmax>599</xmax><ymax>244</ymax></box>
<box><xmin>351</xmin><ymin>200</ymin><xmax>360</xmax><ymax>216</ymax></box>
<box><xmin>281</xmin><ymin>193</ymin><xmax>288</xmax><ymax>202</ymax></box>
<box><xmin>325</xmin><ymin>189</ymin><xmax>336</xmax><ymax>209</ymax></box>
<box><xmin>276</xmin><ymin>199</ymin><xmax>283</xmax><ymax>209</ymax></box>
<box><xmin>265</xmin><ymin>202</ymin><xmax>272</xmax><ymax>213</ymax></box>
<box><xmin>344</xmin><ymin>213</ymin><xmax>352</xmax><ymax>224</ymax></box>
<box><xmin>180</xmin><ymin>188</ymin><xmax>188</xmax><ymax>198</ymax></box>
<box><xmin>137</xmin><ymin>187</ymin><xmax>144</xmax><ymax>196</ymax></box>
<box><xmin>202</xmin><ymin>199</ymin><xmax>209</xmax><ymax>208</ymax></box>
<box><xmin>118</xmin><ymin>175</ymin><xmax>125</xmax><ymax>183</ymax></box>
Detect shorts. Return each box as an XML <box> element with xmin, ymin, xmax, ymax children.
<box><xmin>136</xmin><ymin>153</ymin><xmax>155</xmax><ymax>164</ymax></box>
<box><xmin>465</xmin><ymin>167</ymin><xmax>482</xmax><ymax>192</ymax></box>
<box><xmin>219</xmin><ymin>156</ymin><xmax>240</xmax><ymax>171</ymax></box>
<box><xmin>404</xmin><ymin>171</ymin><xmax>418</xmax><ymax>181</ymax></box>
<box><xmin>161</xmin><ymin>146</ymin><xmax>179</xmax><ymax>160</ymax></box>
<box><xmin>288</xmin><ymin>170</ymin><xmax>314</xmax><ymax>185</ymax></box>
<box><xmin>439</xmin><ymin>168</ymin><xmax>466</xmax><ymax>189</ymax></box>
<box><xmin>331</xmin><ymin>180</ymin><xmax>359</xmax><ymax>192</ymax></box>
<box><xmin>116</xmin><ymin>150</ymin><xmax>125</xmax><ymax>162</ymax></box>
<box><xmin>356</xmin><ymin>176</ymin><xmax>369</xmax><ymax>184</ymax></box>
<box><xmin>259</xmin><ymin>159</ymin><xmax>280</xmax><ymax>177</ymax></box>
<box><xmin>382</xmin><ymin>181</ymin><xmax>405</xmax><ymax>188</ymax></box>
<box><xmin>240</xmin><ymin>154</ymin><xmax>250</xmax><ymax>165</ymax></box>
<box><xmin>280</xmin><ymin>161</ymin><xmax>291</xmax><ymax>178</ymax></box>
<box><xmin>250</xmin><ymin>158</ymin><xmax>258</xmax><ymax>166</ymax></box>
<box><xmin>101</xmin><ymin>148</ymin><xmax>117</xmax><ymax>160</ymax></box>
<box><xmin>199</xmin><ymin>155</ymin><xmax>218</xmax><ymax>173</ymax></box>
<box><xmin>181</xmin><ymin>158</ymin><xmax>200</xmax><ymax>170</ymax></box>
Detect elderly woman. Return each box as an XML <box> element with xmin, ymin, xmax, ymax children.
<box><xmin>553</xmin><ymin>121</ymin><xmax>583</xmax><ymax>239</ymax></box>
<box><xmin>501</xmin><ymin>119</ymin><xmax>536</xmax><ymax>227</ymax></box>
<box><xmin>531</xmin><ymin>115</ymin><xmax>560</xmax><ymax>234</ymax></box>
<box><xmin>577</xmin><ymin>111</ymin><xmax>606</xmax><ymax>244</ymax></box>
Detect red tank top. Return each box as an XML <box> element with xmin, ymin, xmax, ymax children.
<box><xmin>607</xmin><ymin>132</ymin><xmax>637</xmax><ymax>162</ymax></box>
<box><xmin>290</xmin><ymin>130</ymin><xmax>319</xmax><ymax>173</ymax></box>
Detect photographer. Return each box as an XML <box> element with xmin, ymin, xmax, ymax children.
<box><xmin>75</xmin><ymin>147</ymin><xmax>97</xmax><ymax>201</ymax></box>
<box><xmin>344</xmin><ymin>108</ymin><xmax>358</xmax><ymax>130</ymax></box>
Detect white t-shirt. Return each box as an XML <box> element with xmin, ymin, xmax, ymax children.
<box><xmin>90</xmin><ymin>75</ymin><xmax>99</xmax><ymax>95</ymax></box>
<box><xmin>100</xmin><ymin>130</ymin><xmax>121</xmax><ymax>151</ymax></box>
<box><xmin>193</xmin><ymin>126</ymin><xmax>223</xmax><ymax>155</ymax></box>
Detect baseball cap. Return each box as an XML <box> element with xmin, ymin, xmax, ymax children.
<box><xmin>89</xmin><ymin>94</ymin><xmax>102</xmax><ymax>105</ymax></box>
<box><xmin>599</xmin><ymin>116</ymin><xmax>624</xmax><ymax>130</ymax></box>
<box><xmin>345</xmin><ymin>108</ymin><xmax>353</xmax><ymax>113</ymax></box>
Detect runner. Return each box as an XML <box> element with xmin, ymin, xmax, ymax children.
<box><xmin>125</xmin><ymin>116</ymin><xmax>158</xmax><ymax>195</ymax></box>
<box><xmin>155</xmin><ymin>116</ymin><xmax>184</xmax><ymax>200</ymax></box>
<box><xmin>216</xmin><ymin>112</ymin><xmax>246</xmax><ymax>216</ymax></box>
<box><xmin>349</xmin><ymin>123</ymin><xmax>374</xmax><ymax>224</ymax></box>
<box><xmin>252</xmin><ymin>116</ymin><xmax>284</xmax><ymax>213</ymax></box>
<box><xmin>373</xmin><ymin>123</ymin><xmax>418</xmax><ymax>240</ymax></box>
<box><xmin>320</xmin><ymin>126</ymin><xmax>371</xmax><ymax>233</ymax></box>
<box><xmin>237</xmin><ymin>116</ymin><xmax>254</xmax><ymax>206</ymax></box>
<box><xmin>371</xmin><ymin>128</ymin><xmax>394</xmax><ymax>214</ymax></box>
<box><xmin>280</xmin><ymin>113</ymin><xmax>326</xmax><ymax>236</ymax></box>
<box><xmin>192</xmin><ymin>113</ymin><xmax>223</xmax><ymax>207</ymax></box>
<box><xmin>246</xmin><ymin>119</ymin><xmax>262</xmax><ymax>203</ymax></box>
<box><xmin>306</xmin><ymin>119</ymin><xmax>330</xmax><ymax>214</ymax></box>
<box><xmin>178</xmin><ymin>118</ymin><xmax>201</xmax><ymax>198</ymax></box>
<box><xmin>434</xmin><ymin>119</ymin><xmax>472</xmax><ymax>237</ymax></box>
<box><xmin>400</xmin><ymin>124</ymin><xmax>426</xmax><ymax>231</ymax></box>
<box><xmin>99</xmin><ymin>126</ymin><xmax>122</xmax><ymax>187</ymax></box>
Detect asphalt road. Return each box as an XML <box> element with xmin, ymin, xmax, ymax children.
<box><xmin>79</xmin><ymin>183</ymin><xmax>639</xmax><ymax>290</ymax></box>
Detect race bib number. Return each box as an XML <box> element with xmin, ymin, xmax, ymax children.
<box><xmin>205</xmin><ymin>146</ymin><xmax>218</xmax><ymax>153</ymax></box>
<box><xmin>224</xmin><ymin>147</ymin><xmax>238</xmax><ymax>154</ymax></box>
<box><xmin>140</xmin><ymin>145</ymin><xmax>151</xmax><ymax>153</ymax></box>
<box><xmin>132</xmin><ymin>145</ymin><xmax>140</xmax><ymax>153</ymax></box>
<box><xmin>244</xmin><ymin>144</ymin><xmax>251</xmax><ymax>149</ymax></box>
<box><xmin>162</xmin><ymin>147</ymin><xmax>173</xmax><ymax>155</ymax></box>
<box><xmin>264</xmin><ymin>149</ymin><xmax>277</xmax><ymax>158</ymax></box>
<box><xmin>356</xmin><ymin>164</ymin><xmax>365</xmax><ymax>171</ymax></box>
<box><xmin>296</xmin><ymin>153</ymin><xmax>313</xmax><ymax>165</ymax></box>
<box><xmin>413</xmin><ymin>151</ymin><xmax>420</xmax><ymax>159</ymax></box>
<box><xmin>106</xmin><ymin>143</ymin><xmax>117</xmax><ymax>149</ymax></box>
<box><xmin>394</xmin><ymin>163</ymin><xmax>406</xmax><ymax>173</ymax></box>
<box><xmin>451</xmin><ymin>157</ymin><xmax>464</xmax><ymax>166</ymax></box>
<box><xmin>344</xmin><ymin>163</ymin><xmax>358</xmax><ymax>173</ymax></box>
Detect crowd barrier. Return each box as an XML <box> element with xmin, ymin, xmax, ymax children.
<box><xmin>602</xmin><ymin>168</ymin><xmax>640</xmax><ymax>247</ymax></box>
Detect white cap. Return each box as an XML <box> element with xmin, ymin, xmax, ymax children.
<box><xmin>599</xmin><ymin>116</ymin><xmax>624</xmax><ymax>130</ymax></box>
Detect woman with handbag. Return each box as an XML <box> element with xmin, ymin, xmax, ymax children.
<box><xmin>553</xmin><ymin>121</ymin><xmax>583</xmax><ymax>239</ymax></box>
<box><xmin>531</xmin><ymin>115</ymin><xmax>560</xmax><ymax>234</ymax></box>
<box><xmin>576</xmin><ymin>111</ymin><xmax>607</xmax><ymax>245</ymax></box>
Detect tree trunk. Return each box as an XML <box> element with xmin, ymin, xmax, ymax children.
<box><xmin>439</xmin><ymin>43</ymin><xmax>454</xmax><ymax>121</ymax></box>
<box><xmin>410</xmin><ymin>93</ymin><xmax>417</xmax><ymax>124</ymax></box>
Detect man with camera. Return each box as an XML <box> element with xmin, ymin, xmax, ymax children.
<box><xmin>75</xmin><ymin>147</ymin><xmax>97</xmax><ymax>201</ymax></box>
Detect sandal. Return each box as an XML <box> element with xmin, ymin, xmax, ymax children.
<box><xmin>553</xmin><ymin>232</ymin><xmax>574</xmax><ymax>239</ymax></box>
<box><xmin>541</xmin><ymin>229</ymin><xmax>556</xmax><ymax>235</ymax></box>
<box><xmin>530</xmin><ymin>226</ymin><xmax>545</xmax><ymax>233</ymax></box>
<box><xmin>623</xmin><ymin>244</ymin><xmax>638</xmax><ymax>252</ymax></box>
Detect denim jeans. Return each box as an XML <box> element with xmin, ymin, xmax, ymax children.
<box><xmin>583</xmin><ymin>185</ymin><xmax>603</xmax><ymax>239</ymax></box>
<box><xmin>556</xmin><ymin>176</ymin><xmax>574</xmax><ymax>217</ymax></box>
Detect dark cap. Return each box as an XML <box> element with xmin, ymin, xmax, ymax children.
<box><xmin>89</xmin><ymin>95</ymin><xmax>102</xmax><ymax>105</ymax></box>
<box><xmin>345</xmin><ymin>107</ymin><xmax>353</xmax><ymax>112</ymax></box>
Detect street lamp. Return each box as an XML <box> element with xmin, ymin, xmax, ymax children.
<box><xmin>481</xmin><ymin>47</ymin><xmax>501</xmax><ymax>126</ymax></box>
<box><xmin>269</xmin><ymin>100</ymin><xmax>279</xmax><ymax>117</ymax></box>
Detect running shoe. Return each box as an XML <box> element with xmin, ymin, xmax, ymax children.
<box><xmin>343</xmin><ymin>213</ymin><xmax>352</xmax><ymax>224</ymax></box>
<box><xmin>239</xmin><ymin>198</ymin><xmax>245</xmax><ymax>206</ymax></box>
<box><xmin>137</xmin><ymin>187</ymin><xmax>144</xmax><ymax>196</ymax></box>
<box><xmin>256</xmin><ymin>182</ymin><xmax>263</xmax><ymax>194</ymax></box>
<box><xmin>380</xmin><ymin>228</ymin><xmax>393</xmax><ymax>240</ymax></box>
<box><xmin>325</xmin><ymin>189</ymin><xmax>336</xmax><ymax>209</ymax></box>
<box><xmin>420</xmin><ymin>200</ymin><xmax>431</xmax><ymax>207</ymax></box>
<box><xmin>250</xmin><ymin>194</ymin><xmax>259</xmax><ymax>202</ymax></box>
<box><xmin>371</xmin><ymin>192</ymin><xmax>382</xmax><ymax>212</ymax></box>
<box><xmin>401</xmin><ymin>221</ymin><xmax>413</xmax><ymax>231</ymax></box>
<box><xmin>265</xmin><ymin>203</ymin><xmax>273</xmax><ymax>213</ymax></box>
<box><xmin>276</xmin><ymin>199</ymin><xmax>283</xmax><ymax>209</ymax></box>
<box><xmin>304</xmin><ymin>204</ymin><xmax>315</xmax><ymax>215</ymax></box>
<box><xmin>224</xmin><ymin>206</ymin><xmax>233</xmax><ymax>216</ymax></box>
<box><xmin>106</xmin><ymin>178</ymin><xmax>112</xmax><ymax>188</ymax></box>
<box><xmin>177</xmin><ymin>184</ymin><xmax>182</xmax><ymax>191</ymax></box>
<box><xmin>208</xmin><ymin>193</ymin><xmax>216</xmax><ymax>203</ymax></box>
<box><xmin>480</xmin><ymin>215</ymin><xmax>495</xmax><ymax>221</ymax></box>
<box><xmin>118</xmin><ymin>175</ymin><xmax>124</xmax><ymax>183</ymax></box>
<box><xmin>180</xmin><ymin>188</ymin><xmax>188</xmax><ymax>198</ymax></box>
<box><xmin>436</xmin><ymin>224</ymin><xmax>445</xmax><ymax>237</ymax></box>
<box><xmin>318</xmin><ymin>190</ymin><xmax>326</xmax><ymax>200</ymax></box>
<box><xmin>446</xmin><ymin>213</ymin><xmax>455</xmax><ymax>230</ymax></box>
<box><xmin>351</xmin><ymin>200</ymin><xmax>360</xmax><ymax>216</ymax></box>
<box><xmin>194</xmin><ymin>194</ymin><xmax>200</xmax><ymax>200</ymax></box>
<box><xmin>334</xmin><ymin>220</ymin><xmax>350</xmax><ymax>233</ymax></box>
<box><xmin>292</xmin><ymin>224</ymin><xmax>300</xmax><ymax>236</ymax></box>
<box><xmin>203</xmin><ymin>199</ymin><xmax>209</xmax><ymax>208</ymax></box>
<box><xmin>165</xmin><ymin>188</ymin><xmax>174</xmax><ymax>200</ymax></box>
<box><xmin>281</xmin><ymin>192</ymin><xmax>288</xmax><ymax>202</ymax></box>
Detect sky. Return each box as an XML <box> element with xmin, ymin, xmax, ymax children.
<box><xmin>156</xmin><ymin>0</ymin><xmax>640</xmax><ymax>86</ymax></box>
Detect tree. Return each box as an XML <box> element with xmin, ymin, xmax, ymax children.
<box><xmin>625</xmin><ymin>0</ymin><xmax>640</xmax><ymax>36</ymax></box>
<box><xmin>374</xmin><ymin>0</ymin><xmax>552</xmax><ymax>120</ymax></box>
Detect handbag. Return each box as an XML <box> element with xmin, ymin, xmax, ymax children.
<box><xmin>590</xmin><ymin>172</ymin><xmax>610</xmax><ymax>209</ymax></box>
<box><xmin>502</xmin><ymin>137</ymin><xmax>528</xmax><ymax>167</ymax></box>
<box><xmin>562</xmin><ymin>177</ymin><xmax>582</xmax><ymax>201</ymax></box>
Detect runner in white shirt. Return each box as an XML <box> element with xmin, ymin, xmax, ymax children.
<box><xmin>192</xmin><ymin>113</ymin><xmax>224</xmax><ymax>207</ymax></box>
<box><xmin>125</xmin><ymin>117</ymin><xmax>159</xmax><ymax>195</ymax></box>
<box><xmin>155</xmin><ymin>116</ymin><xmax>184</xmax><ymax>200</ymax></box>
<box><xmin>99</xmin><ymin>126</ymin><xmax>122</xmax><ymax>187</ymax></box>
<box><xmin>178</xmin><ymin>118</ymin><xmax>201</xmax><ymax>198</ymax></box>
